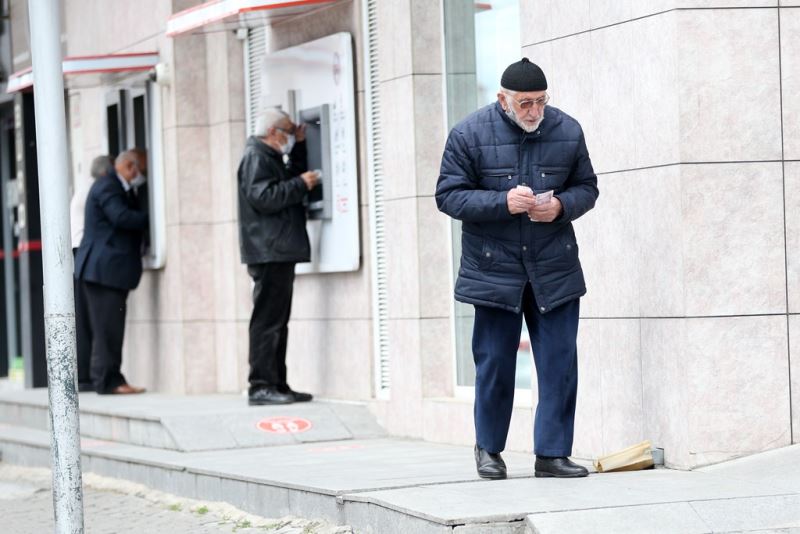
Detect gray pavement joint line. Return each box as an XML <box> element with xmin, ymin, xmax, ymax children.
<box><xmin>687</xmin><ymin>500</ymin><xmax>715</xmax><ymax>534</ymax></box>
<box><xmin>327</xmin><ymin>406</ymin><xmax>356</xmax><ymax>442</ymax></box>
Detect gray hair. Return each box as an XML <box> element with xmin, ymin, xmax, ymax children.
<box><xmin>90</xmin><ymin>155</ymin><xmax>114</xmax><ymax>179</ymax></box>
<box><xmin>254</xmin><ymin>108</ymin><xmax>290</xmax><ymax>137</ymax></box>
<box><xmin>115</xmin><ymin>150</ymin><xmax>139</xmax><ymax>168</ymax></box>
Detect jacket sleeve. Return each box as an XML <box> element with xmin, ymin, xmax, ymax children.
<box><xmin>555</xmin><ymin>131</ymin><xmax>599</xmax><ymax>222</ymax></box>
<box><xmin>240</xmin><ymin>151</ymin><xmax>307</xmax><ymax>215</ymax></box>
<box><xmin>286</xmin><ymin>140</ymin><xmax>308</xmax><ymax>176</ymax></box>
<box><xmin>435</xmin><ymin>129</ymin><xmax>513</xmax><ymax>222</ymax></box>
<box><xmin>96</xmin><ymin>182</ymin><xmax>148</xmax><ymax>230</ymax></box>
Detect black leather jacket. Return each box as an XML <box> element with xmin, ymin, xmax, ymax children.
<box><xmin>237</xmin><ymin>136</ymin><xmax>310</xmax><ymax>264</ymax></box>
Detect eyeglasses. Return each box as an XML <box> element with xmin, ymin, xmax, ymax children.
<box><xmin>512</xmin><ymin>94</ymin><xmax>550</xmax><ymax>110</ymax></box>
<box><xmin>276</xmin><ymin>125</ymin><xmax>296</xmax><ymax>136</ymax></box>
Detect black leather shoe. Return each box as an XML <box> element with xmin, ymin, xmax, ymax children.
<box><xmin>475</xmin><ymin>444</ymin><xmax>507</xmax><ymax>480</ymax></box>
<box><xmin>279</xmin><ymin>385</ymin><xmax>313</xmax><ymax>402</ymax></box>
<box><xmin>248</xmin><ymin>387</ymin><xmax>294</xmax><ymax>405</ymax></box>
<box><xmin>78</xmin><ymin>382</ymin><xmax>95</xmax><ymax>393</ymax></box>
<box><xmin>535</xmin><ymin>456</ymin><xmax>589</xmax><ymax>478</ymax></box>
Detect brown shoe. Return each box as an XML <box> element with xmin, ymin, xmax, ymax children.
<box><xmin>109</xmin><ymin>383</ymin><xmax>146</xmax><ymax>395</ymax></box>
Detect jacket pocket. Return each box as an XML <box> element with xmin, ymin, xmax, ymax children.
<box><xmin>479</xmin><ymin>238</ymin><xmax>496</xmax><ymax>270</ymax></box>
<box><xmin>480</xmin><ymin>169</ymin><xmax>517</xmax><ymax>191</ymax></box>
<box><xmin>538</xmin><ymin>166</ymin><xmax>570</xmax><ymax>191</ymax></box>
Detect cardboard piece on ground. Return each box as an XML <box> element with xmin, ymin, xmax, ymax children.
<box><xmin>594</xmin><ymin>440</ymin><xmax>655</xmax><ymax>473</ymax></box>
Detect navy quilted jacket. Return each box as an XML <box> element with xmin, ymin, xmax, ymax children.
<box><xmin>435</xmin><ymin>102</ymin><xmax>599</xmax><ymax>314</ymax></box>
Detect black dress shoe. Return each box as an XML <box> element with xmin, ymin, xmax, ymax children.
<box><xmin>248</xmin><ymin>387</ymin><xmax>294</xmax><ymax>405</ymax></box>
<box><xmin>535</xmin><ymin>456</ymin><xmax>589</xmax><ymax>478</ymax></box>
<box><xmin>279</xmin><ymin>385</ymin><xmax>313</xmax><ymax>402</ymax></box>
<box><xmin>78</xmin><ymin>382</ymin><xmax>95</xmax><ymax>393</ymax></box>
<box><xmin>475</xmin><ymin>444</ymin><xmax>507</xmax><ymax>480</ymax></box>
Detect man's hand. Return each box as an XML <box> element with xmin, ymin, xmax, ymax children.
<box><xmin>300</xmin><ymin>170</ymin><xmax>320</xmax><ymax>191</ymax></box>
<box><xmin>295</xmin><ymin>124</ymin><xmax>306</xmax><ymax>142</ymax></box>
<box><xmin>528</xmin><ymin>197</ymin><xmax>563</xmax><ymax>223</ymax></box>
<box><xmin>507</xmin><ymin>186</ymin><xmax>536</xmax><ymax>215</ymax></box>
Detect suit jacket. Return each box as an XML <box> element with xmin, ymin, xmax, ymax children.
<box><xmin>74</xmin><ymin>173</ymin><xmax>148</xmax><ymax>290</ymax></box>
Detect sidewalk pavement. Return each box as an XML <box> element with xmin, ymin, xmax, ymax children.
<box><xmin>0</xmin><ymin>464</ymin><xmax>352</xmax><ymax>534</ymax></box>
<box><xmin>0</xmin><ymin>388</ymin><xmax>799</xmax><ymax>533</ymax></box>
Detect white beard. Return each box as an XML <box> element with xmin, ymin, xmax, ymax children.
<box><xmin>505</xmin><ymin>105</ymin><xmax>543</xmax><ymax>133</ymax></box>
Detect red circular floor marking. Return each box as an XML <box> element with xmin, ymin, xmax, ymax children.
<box><xmin>256</xmin><ymin>416</ymin><xmax>312</xmax><ymax>434</ymax></box>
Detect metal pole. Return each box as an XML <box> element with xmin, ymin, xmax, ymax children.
<box><xmin>0</xmin><ymin>123</ymin><xmax>19</xmax><ymax>371</ymax></box>
<box><xmin>26</xmin><ymin>1</ymin><xmax>84</xmax><ymax>533</ymax></box>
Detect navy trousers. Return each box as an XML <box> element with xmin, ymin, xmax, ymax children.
<box><xmin>472</xmin><ymin>284</ymin><xmax>580</xmax><ymax>457</ymax></box>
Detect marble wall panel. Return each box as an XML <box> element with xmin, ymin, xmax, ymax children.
<box><xmin>786</xmin><ymin>163</ymin><xmax>800</xmax><ymax>313</ymax></box>
<box><xmin>384</xmin><ymin>198</ymin><xmax>421</xmax><ymax>319</ymax></box>
<box><xmin>173</xmin><ymin>34</ymin><xmax>210</xmax><ymax>128</ymax></box>
<box><xmin>176</xmin><ymin>126</ymin><xmax>212</xmax><ymax>223</ymax></box>
<box><xmin>381</xmin><ymin>318</ymin><xmax>423</xmax><ymax>438</ymax></box>
<box><xmin>789</xmin><ymin>315</ymin><xmax>800</xmax><ymax>443</ymax></box>
<box><xmin>214</xmin><ymin>321</ymin><xmax>240</xmax><ymax>393</ymax></box>
<box><xmin>630</xmin><ymin>12</ymin><xmax>680</xmax><ymax>169</ymax></box>
<box><xmin>588</xmin><ymin>22</ymin><xmax>638</xmax><ymax>173</ymax></box>
<box><xmin>376</xmin><ymin>0</ymin><xmax>412</xmax><ymax>82</ymax></box>
<box><xmin>781</xmin><ymin>8</ymin><xmax>800</xmax><ymax>159</ymax></box>
<box><xmin>182</xmin><ymin>321</ymin><xmax>217</xmax><ymax>394</ymax></box>
<box><xmin>681</xmin><ymin>163</ymin><xmax>786</xmax><ymax>316</ymax></box>
<box><xmin>576</xmin><ymin>170</ymin><xmax>640</xmax><ymax>318</ymax></box>
<box><xmin>419</xmin><ymin>318</ymin><xmax>454</xmax><ymax>399</ymax></box>
<box><xmin>636</xmin><ymin>165</ymin><xmax>685</xmax><ymax>317</ymax></box>
<box><xmin>573</xmin><ymin>319</ymin><xmax>607</xmax><ymax>460</ymax></box>
<box><xmin>411</xmin><ymin>0</ymin><xmax>443</xmax><ymax>74</ymax></box>
<box><xmin>414</xmin><ymin>75</ymin><xmax>446</xmax><ymax>200</ymax></box>
<box><xmin>641</xmin><ymin>318</ymin><xmax>691</xmax><ymax>469</ymax></box>
<box><xmin>63</xmin><ymin>0</ymin><xmax>171</xmax><ymax>57</ymax></box>
<box><xmin>418</xmin><ymin>198</ymin><xmax>452</xmax><ymax>319</ymax></box>
<box><xmin>380</xmin><ymin>76</ymin><xmax>417</xmax><ymax>200</ymax></box>
<box><xmin>677</xmin><ymin>9</ymin><xmax>782</xmax><ymax>162</ymax></box>
<box><xmin>520</xmin><ymin>0</ymin><xmax>592</xmax><ymax>45</ymax></box>
<box><xmin>685</xmin><ymin>316</ymin><xmax>791</xmax><ymax>467</ymax></box>
<box><xmin>179</xmin><ymin>224</ymin><xmax>216</xmax><ymax>322</ymax></box>
<box><xmin>286</xmin><ymin>318</ymin><xmax>372</xmax><ymax>401</ymax></box>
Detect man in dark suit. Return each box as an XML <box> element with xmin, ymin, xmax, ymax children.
<box><xmin>74</xmin><ymin>150</ymin><xmax>148</xmax><ymax>394</ymax></box>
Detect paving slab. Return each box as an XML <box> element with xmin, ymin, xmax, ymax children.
<box><xmin>0</xmin><ymin>390</ymin><xmax>385</xmax><ymax>451</ymax></box>
<box><xmin>342</xmin><ymin>466</ymin><xmax>796</xmax><ymax>526</ymax></box>
<box><xmin>525</xmin><ymin>502</ymin><xmax>710</xmax><ymax>534</ymax></box>
<box><xmin>3</xmin><ymin>391</ymin><xmax>800</xmax><ymax>533</ymax></box>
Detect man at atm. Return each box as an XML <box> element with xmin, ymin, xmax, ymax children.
<box><xmin>237</xmin><ymin>108</ymin><xmax>320</xmax><ymax>406</ymax></box>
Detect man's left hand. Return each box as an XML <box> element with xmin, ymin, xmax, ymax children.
<box><xmin>295</xmin><ymin>124</ymin><xmax>306</xmax><ymax>142</ymax></box>
<box><xmin>528</xmin><ymin>197</ymin><xmax>563</xmax><ymax>223</ymax></box>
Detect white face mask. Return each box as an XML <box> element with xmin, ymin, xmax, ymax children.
<box><xmin>130</xmin><ymin>173</ymin><xmax>147</xmax><ymax>188</ymax></box>
<box><xmin>280</xmin><ymin>134</ymin><xmax>296</xmax><ymax>155</ymax></box>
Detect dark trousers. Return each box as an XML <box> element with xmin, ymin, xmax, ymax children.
<box><xmin>247</xmin><ymin>262</ymin><xmax>295</xmax><ymax>394</ymax></box>
<box><xmin>472</xmin><ymin>284</ymin><xmax>580</xmax><ymax>457</ymax></box>
<box><xmin>73</xmin><ymin>248</ymin><xmax>92</xmax><ymax>388</ymax></box>
<box><xmin>78</xmin><ymin>279</ymin><xmax>129</xmax><ymax>393</ymax></box>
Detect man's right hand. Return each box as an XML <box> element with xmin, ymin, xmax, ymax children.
<box><xmin>506</xmin><ymin>186</ymin><xmax>536</xmax><ymax>215</ymax></box>
<box><xmin>300</xmin><ymin>170</ymin><xmax>321</xmax><ymax>191</ymax></box>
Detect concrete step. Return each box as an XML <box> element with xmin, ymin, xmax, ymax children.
<box><xmin>0</xmin><ymin>423</ymin><xmax>535</xmax><ymax>534</ymax></box>
<box><xmin>0</xmin><ymin>390</ymin><xmax>386</xmax><ymax>451</ymax></box>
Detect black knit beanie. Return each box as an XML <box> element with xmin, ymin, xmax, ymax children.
<box><xmin>500</xmin><ymin>58</ymin><xmax>547</xmax><ymax>92</ymax></box>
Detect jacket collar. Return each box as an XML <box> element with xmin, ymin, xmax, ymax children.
<box><xmin>246</xmin><ymin>135</ymin><xmax>283</xmax><ymax>160</ymax></box>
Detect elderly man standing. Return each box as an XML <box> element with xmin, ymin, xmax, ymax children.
<box><xmin>237</xmin><ymin>108</ymin><xmax>320</xmax><ymax>406</ymax></box>
<box><xmin>71</xmin><ymin>154</ymin><xmax>115</xmax><ymax>392</ymax></box>
<box><xmin>74</xmin><ymin>150</ymin><xmax>148</xmax><ymax>394</ymax></box>
<box><xmin>436</xmin><ymin>58</ymin><xmax>599</xmax><ymax>479</ymax></box>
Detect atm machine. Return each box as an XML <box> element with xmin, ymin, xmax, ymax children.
<box><xmin>259</xmin><ymin>33</ymin><xmax>359</xmax><ymax>274</ymax></box>
<box><xmin>298</xmin><ymin>104</ymin><xmax>332</xmax><ymax>221</ymax></box>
